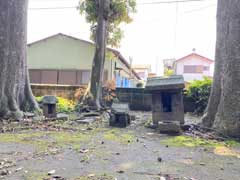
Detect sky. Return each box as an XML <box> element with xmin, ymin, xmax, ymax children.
<box><xmin>28</xmin><ymin>0</ymin><xmax>217</xmax><ymax>74</ymax></box>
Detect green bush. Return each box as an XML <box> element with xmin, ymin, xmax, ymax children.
<box><xmin>184</xmin><ymin>77</ymin><xmax>212</xmax><ymax>115</ymax></box>
<box><xmin>36</xmin><ymin>96</ymin><xmax>76</xmax><ymax>114</ymax></box>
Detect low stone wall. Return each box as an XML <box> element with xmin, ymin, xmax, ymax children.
<box><xmin>31</xmin><ymin>85</ymin><xmax>195</xmax><ymax>113</ymax></box>
<box><xmin>116</xmin><ymin>88</ymin><xmax>152</xmax><ymax>111</ymax></box>
<box><xmin>31</xmin><ymin>84</ymin><xmax>86</xmax><ymax>99</ymax></box>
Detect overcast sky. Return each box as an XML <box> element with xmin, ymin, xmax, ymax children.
<box><xmin>28</xmin><ymin>0</ymin><xmax>217</xmax><ymax>74</ymax></box>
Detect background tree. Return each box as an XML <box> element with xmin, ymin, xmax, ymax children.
<box><xmin>79</xmin><ymin>0</ymin><xmax>136</xmax><ymax>108</ymax></box>
<box><xmin>0</xmin><ymin>0</ymin><xmax>39</xmax><ymax>119</ymax></box>
<box><xmin>202</xmin><ymin>0</ymin><xmax>240</xmax><ymax>137</ymax></box>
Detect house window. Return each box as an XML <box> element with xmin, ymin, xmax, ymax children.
<box><xmin>29</xmin><ymin>70</ymin><xmax>41</xmax><ymax>84</ymax></box>
<box><xmin>58</xmin><ymin>70</ymin><xmax>77</xmax><ymax>85</ymax></box>
<box><xmin>184</xmin><ymin>65</ymin><xmax>203</xmax><ymax>73</ymax></box>
<box><xmin>203</xmin><ymin>66</ymin><xmax>210</xmax><ymax>71</ymax></box>
<box><xmin>41</xmin><ymin>70</ymin><xmax>58</xmax><ymax>84</ymax></box>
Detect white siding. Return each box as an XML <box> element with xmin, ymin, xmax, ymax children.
<box><xmin>175</xmin><ymin>56</ymin><xmax>214</xmax><ymax>82</ymax></box>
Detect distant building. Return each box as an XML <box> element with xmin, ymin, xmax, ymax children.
<box><xmin>174</xmin><ymin>52</ymin><xmax>214</xmax><ymax>82</ymax></box>
<box><xmin>148</xmin><ymin>73</ymin><xmax>157</xmax><ymax>78</ymax></box>
<box><xmin>163</xmin><ymin>58</ymin><xmax>176</xmax><ymax>70</ymax></box>
<box><xmin>27</xmin><ymin>33</ymin><xmax>140</xmax><ymax>88</ymax></box>
<box><xmin>132</xmin><ymin>64</ymin><xmax>151</xmax><ymax>81</ymax></box>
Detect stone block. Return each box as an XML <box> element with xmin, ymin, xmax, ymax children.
<box><xmin>158</xmin><ymin>121</ymin><xmax>181</xmax><ymax>134</ymax></box>
<box><xmin>109</xmin><ymin>113</ymin><xmax>130</xmax><ymax>128</ymax></box>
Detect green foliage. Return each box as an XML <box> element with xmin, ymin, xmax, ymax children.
<box><xmin>162</xmin><ymin>135</ymin><xmax>221</xmax><ymax>147</ymax></box>
<box><xmin>79</xmin><ymin>0</ymin><xmax>136</xmax><ymax>47</ymax></box>
<box><xmin>164</xmin><ymin>69</ymin><xmax>174</xmax><ymax>76</ymax></box>
<box><xmin>185</xmin><ymin>77</ymin><xmax>212</xmax><ymax>114</ymax></box>
<box><xmin>36</xmin><ymin>96</ymin><xmax>76</xmax><ymax>113</ymax></box>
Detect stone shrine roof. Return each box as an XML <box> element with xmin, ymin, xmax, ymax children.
<box><xmin>41</xmin><ymin>96</ymin><xmax>58</xmax><ymax>104</ymax></box>
<box><xmin>145</xmin><ymin>75</ymin><xmax>185</xmax><ymax>91</ymax></box>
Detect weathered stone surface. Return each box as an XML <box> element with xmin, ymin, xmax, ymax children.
<box><xmin>76</xmin><ymin>118</ymin><xmax>97</xmax><ymax>124</ymax></box>
<box><xmin>41</xmin><ymin>96</ymin><xmax>58</xmax><ymax>104</ymax></box>
<box><xmin>57</xmin><ymin>113</ymin><xmax>69</xmax><ymax>121</ymax></box>
<box><xmin>146</xmin><ymin>75</ymin><xmax>185</xmax><ymax>126</ymax></box>
<box><xmin>111</xmin><ymin>103</ymin><xmax>129</xmax><ymax>114</ymax></box>
<box><xmin>41</xmin><ymin>96</ymin><xmax>58</xmax><ymax>118</ymax></box>
<box><xmin>110</xmin><ymin>103</ymin><xmax>130</xmax><ymax>128</ymax></box>
<box><xmin>145</xmin><ymin>75</ymin><xmax>185</xmax><ymax>91</ymax></box>
<box><xmin>158</xmin><ymin>121</ymin><xmax>181</xmax><ymax>134</ymax></box>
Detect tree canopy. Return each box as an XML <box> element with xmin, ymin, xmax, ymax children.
<box><xmin>79</xmin><ymin>0</ymin><xmax>136</xmax><ymax>47</ymax></box>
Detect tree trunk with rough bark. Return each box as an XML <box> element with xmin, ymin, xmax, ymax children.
<box><xmin>202</xmin><ymin>0</ymin><xmax>240</xmax><ymax>137</ymax></box>
<box><xmin>89</xmin><ymin>0</ymin><xmax>110</xmax><ymax>108</ymax></box>
<box><xmin>201</xmin><ymin>0</ymin><xmax>225</xmax><ymax>127</ymax></box>
<box><xmin>0</xmin><ymin>0</ymin><xmax>39</xmax><ymax>120</ymax></box>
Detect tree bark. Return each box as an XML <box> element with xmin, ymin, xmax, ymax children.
<box><xmin>201</xmin><ymin>0</ymin><xmax>225</xmax><ymax>127</ymax></box>
<box><xmin>0</xmin><ymin>0</ymin><xmax>39</xmax><ymax>120</ymax></box>
<box><xmin>202</xmin><ymin>0</ymin><xmax>240</xmax><ymax>137</ymax></box>
<box><xmin>89</xmin><ymin>0</ymin><xmax>110</xmax><ymax>108</ymax></box>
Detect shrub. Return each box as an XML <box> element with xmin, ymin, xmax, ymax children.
<box><xmin>36</xmin><ymin>96</ymin><xmax>76</xmax><ymax>114</ymax></box>
<box><xmin>102</xmin><ymin>79</ymin><xmax>118</xmax><ymax>107</ymax></box>
<box><xmin>136</xmin><ymin>82</ymin><xmax>144</xmax><ymax>88</ymax></box>
<box><xmin>184</xmin><ymin>77</ymin><xmax>212</xmax><ymax>115</ymax></box>
<box><xmin>74</xmin><ymin>87</ymin><xmax>86</xmax><ymax>102</ymax></box>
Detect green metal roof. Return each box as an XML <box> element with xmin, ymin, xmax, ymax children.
<box><xmin>145</xmin><ymin>75</ymin><xmax>185</xmax><ymax>91</ymax></box>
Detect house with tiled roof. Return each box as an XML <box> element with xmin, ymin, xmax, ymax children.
<box><xmin>27</xmin><ymin>33</ymin><xmax>140</xmax><ymax>88</ymax></box>
<box><xmin>174</xmin><ymin>51</ymin><xmax>214</xmax><ymax>82</ymax></box>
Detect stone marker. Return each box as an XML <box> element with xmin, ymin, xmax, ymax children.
<box><xmin>158</xmin><ymin>121</ymin><xmax>181</xmax><ymax>134</ymax></box>
<box><xmin>41</xmin><ymin>96</ymin><xmax>58</xmax><ymax>118</ymax></box>
<box><xmin>146</xmin><ymin>75</ymin><xmax>185</xmax><ymax>134</ymax></box>
<box><xmin>110</xmin><ymin>103</ymin><xmax>130</xmax><ymax>128</ymax></box>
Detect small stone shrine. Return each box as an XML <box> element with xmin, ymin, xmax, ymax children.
<box><xmin>146</xmin><ymin>75</ymin><xmax>185</xmax><ymax>134</ymax></box>
<box><xmin>41</xmin><ymin>96</ymin><xmax>58</xmax><ymax>118</ymax></box>
<box><xmin>110</xmin><ymin>103</ymin><xmax>131</xmax><ymax>128</ymax></box>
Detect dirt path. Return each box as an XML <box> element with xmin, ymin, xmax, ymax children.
<box><xmin>0</xmin><ymin>112</ymin><xmax>240</xmax><ymax>180</ymax></box>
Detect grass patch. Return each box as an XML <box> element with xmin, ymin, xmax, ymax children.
<box><xmin>0</xmin><ymin>130</ymin><xmax>93</xmax><ymax>152</ymax></box>
<box><xmin>103</xmin><ymin>129</ymin><xmax>135</xmax><ymax>144</ymax></box>
<box><xmin>74</xmin><ymin>173</ymin><xmax>115</xmax><ymax>180</ymax></box>
<box><xmin>161</xmin><ymin>135</ymin><xmax>222</xmax><ymax>147</ymax></box>
<box><xmin>49</xmin><ymin>131</ymin><xmax>91</xmax><ymax>151</ymax></box>
<box><xmin>225</xmin><ymin>140</ymin><xmax>240</xmax><ymax>147</ymax></box>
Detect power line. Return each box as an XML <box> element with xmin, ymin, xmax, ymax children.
<box><xmin>29</xmin><ymin>6</ymin><xmax>77</xmax><ymax>10</ymax></box>
<box><xmin>29</xmin><ymin>0</ymin><xmax>213</xmax><ymax>10</ymax></box>
<box><xmin>184</xmin><ymin>3</ymin><xmax>216</xmax><ymax>13</ymax></box>
<box><xmin>138</xmin><ymin>0</ymin><xmax>211</xmax><ymax>5</ymax></box>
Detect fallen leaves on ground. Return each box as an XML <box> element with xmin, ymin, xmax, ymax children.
<box><xmin>214</xmin><ymin>146</ymin><xmax>240</xmax><ymax>158</ymax></box>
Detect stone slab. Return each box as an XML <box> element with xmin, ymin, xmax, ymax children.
<box><xmin>158</xmin><ymin>121</ymin><xmax>181</xmax><ymax>134</ymax></box>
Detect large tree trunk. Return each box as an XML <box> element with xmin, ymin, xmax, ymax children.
<box><xmin>202</xmin><ymin>0</ymin><xmax>240</xmax><ymax>137</ymax></box>
<box><xmin>201</xmin><ymin>0</ymin><xmax>225</xmax><ymax>127</ymax></box>
<box><xmin>0</xmin><ymin>0</ymin><xmax>39</xmax><ymax>120</ymax></box>
<box><xmin>89</xmin><ymin>0</ymin><xmax>110</xmax><ymax>108</ymax></box>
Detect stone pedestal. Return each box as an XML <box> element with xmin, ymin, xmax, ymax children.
<box><xmin>109</xmin><ymin>103</ymin><xmax>131</xmax><ymax>128</ymax></box>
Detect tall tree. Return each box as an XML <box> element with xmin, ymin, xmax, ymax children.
<box><xmin>79</xmin><ymin>0</ymin><xmax>136</xmax><ymax>108</ymax></box>
<box><xmin>202</xmin><ymin>0</ymin><xmax>240</xmax><ymax>137</ymax></box>
<box><xmin>0</xmin><ymin>0</ymin><xmax>39</xmax><ymax>120</ymax></box>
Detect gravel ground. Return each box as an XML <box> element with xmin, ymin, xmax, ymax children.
<box><xmin>0</xmin><ymin>112</ymin><xmax>240</xmax><ymax>180</ymax></box>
